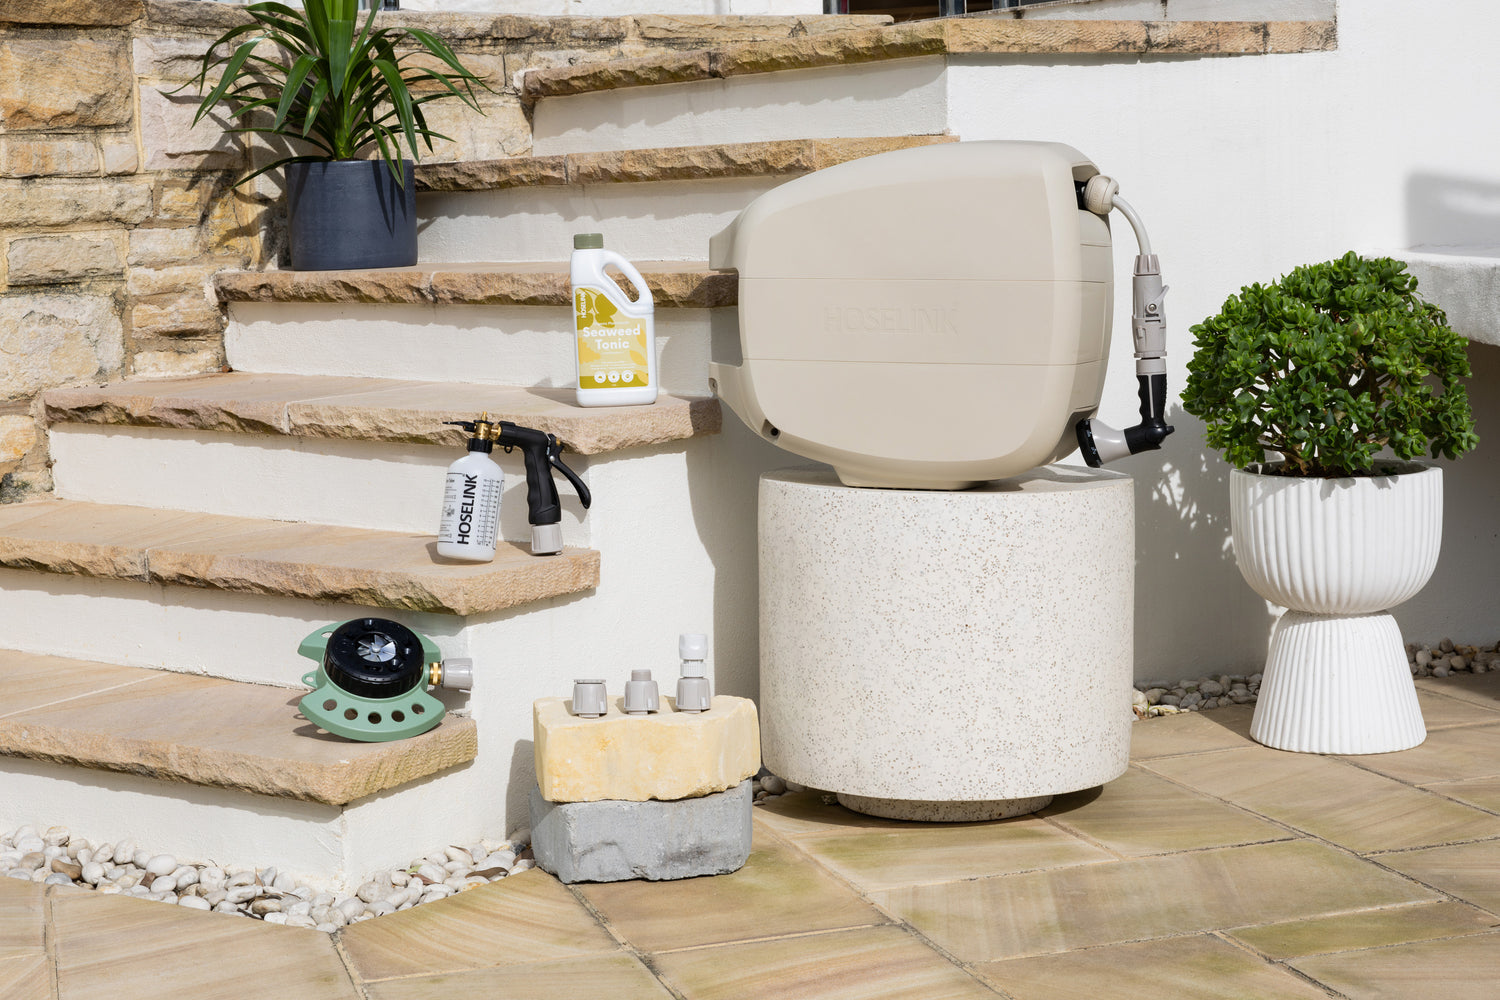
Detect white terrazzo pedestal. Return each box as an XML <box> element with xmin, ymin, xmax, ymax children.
<box><xmin>759</xmin><ymin>466</ymin><xmax>1135</xmax><ymax>822</ymax></box>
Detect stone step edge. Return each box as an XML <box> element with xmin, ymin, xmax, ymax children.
<box><xmin>43</xmin><ymin>375</ymin><xmax>721</xmax><ymax>457</ymax></box>
<box><xmin>0</xmin><ymin>498</ymin><xmax>600</xmax><ymax>617</ymax></box>
<box><xmin>214</xmin><ymin>262</ymin><xmax>734</xmax><ymax>309</ymax></box>
<box><xmin>0</xmin><ymin>649</ymin><xmax>477</xmax><ymax>806</ymax></box>
<box><xmin>415</xmin><ymin>135</ymin><xmax>957</xmax><ymax>192</ymax></box>
<box><xmin>520</xmin><ymin>18</ymin><xmax>1337</xmax><ymax>100</ymax></box>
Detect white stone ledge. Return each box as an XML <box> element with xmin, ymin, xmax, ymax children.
<box><xmin>1389</xmin><ymin>247</ymin><xmax>1500</xmax><ymax>349</ymax></box>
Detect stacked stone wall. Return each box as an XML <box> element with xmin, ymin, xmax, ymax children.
<box><xmin>0</xmin><ymin>0</ymin><xmax>875</xmax><ymax>501</ymax></box>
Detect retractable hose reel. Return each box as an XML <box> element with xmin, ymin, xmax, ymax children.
<box><xmin>298</xmin><ymin>618</ymin><xmax>473</xmax><ymax>742</ymax></box>
<box><xmin>707</xmin><ymin>140</ymin><xmax>1174</xmax><ymax>489</ymax></box>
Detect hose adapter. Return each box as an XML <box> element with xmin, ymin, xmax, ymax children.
<box><xmin>1074</xmin><ymin>181</ymin><xmax>1175</xmax><ymax>466</ymax></box>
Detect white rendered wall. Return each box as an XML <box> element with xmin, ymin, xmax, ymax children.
<box><xmin>947</xmin><ymin>0</ymin><xmax>1500</xmax><ymax>675</ymax></box>
<box><xmin>225</xmin><ymin>302</ymin><xmax>720</xmax><ymax>397</ymax></box>
<box><xmin>531</xmin><ymin>57</ymin><xmax>949</xmax><ymax>155</ymax></box>
<box><xmin>417</xmin><ymin>177</ymin><xmax>785</xmax><ymax>263</ymax></box>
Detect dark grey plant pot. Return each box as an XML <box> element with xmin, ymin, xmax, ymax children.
<box><xmin>285</xmin><ymin>159</ymin><xmax>416</xmax><ymax>271</ymax></box>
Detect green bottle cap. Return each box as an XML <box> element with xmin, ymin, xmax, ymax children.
<box><xmin>574</xmin><ymin>233</ymin><xmax>604</xmax><ymax>250</ymax></box>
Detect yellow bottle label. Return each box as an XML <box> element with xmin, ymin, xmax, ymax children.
<box><xmin>575</xmin><ymin>287</ymin><xmax>650</xmax><ymax>390</ymax></box>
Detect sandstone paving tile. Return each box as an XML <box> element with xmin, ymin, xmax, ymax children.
<box><xmin>785</xmin><ymin>813</ymin><xmax>1112</xmax><ymax>893</ymax></box>
<box><xmin>1374</xmin><ymin>840</ymin><xmax>1500</xmax><ymax>914</ymax></box>
<box><xmin>0</xmin><ymin>648</ymin><xmax>161</xmax><ymax>720</ymax></box>
<box><xmin>1127</xmin><ymin>706</ymin><xmax>1256</xmax><ymax>760</ymax></box>
<box><xmin>1339</xmin><ymin>724</ymin><xmax>1500</xmax><ymax>785</ymax></box>
<box><xmin>1288</xmin><ymin>930</ymin><xmax>1500</xmax><ymax>999</ymax></box>
<box><xmin>1414</xmin><ymin>673</ymin><xmax>1500</xmax><ymax>712</ymax></box>
<box><xmin>363</xmin><ymin>952</ymin><xmax>671</xmax><ymax>1000</ymax></box>
<box><xmin>870</xmin><ymin>839</ymin><xmax>1436</xmax><ymax>962</ymax></box>
<box><xmin>1144</xmin><ymin>747</ymin><xmax>1500</xmax><ymax>853</ymax></box>
<box><xmin>51</xmin><ymin>889</ymin><xmax>359</xmax><ymax>999</ymax></box>
<box><xmin>0</xmin><ymin>953</ymin><xmax>50</xmax><ymax>1000</ymax></box>
<box><xmin>752</xmin><ymin>791</ymin><xmax>934</xmax><ymax>837</ymax></box>
<box><xmin>1226</xmin><ymin>900</ymin><xmax>1500</xmax><ymax>958</ymax></box>
<box><xmin>1415</xmin><ymin>686</ymin><xmax>1500</xmax><ymax>730</ymax></box>
<box><xmin>1422</xmin><ymin>775</ymin><xmax>1500</xmax><ymax>814</ymax></box>
<box><xmin>651</xmin><ymin>925</ymin><xmax>1000</xmax><ymax>1000</ymax></box>
<box><xmin>339</xmin><ymin>870</ymin><xmax>618</xmax><ymax>981</ymax></box>
<box><xmin>577</xmin><ymin>831</ymin><xmax>888</xmax><ymax>952</ymax></box>
<box><xmin>0</xmin><ymin>878</ymin><xmax>45</xmax><ymax>957</ymax></box>
<box><xmin>976</xmin><ymin>933</ymin><xmax>1334</xmax><ymax>1000</ymax></box>
<box><xmin>0</xmin><ymin>666</ymin><xmax>476</xmax><ymax>804</ymax></box>
<box><xmin>1041</xmin><ymin>766</ymin><xmax>1289</xmax><ymax>858</ymax></box>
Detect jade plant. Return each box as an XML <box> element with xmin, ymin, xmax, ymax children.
<box><xmin>1182</xmin><ymin>252</ymin><xmax>1477</xmax><ymax>478</ymax></box>
<box><xmin>188</xmin><ymin>0</ymin><xmax>489</xmax><ymax>185</ymax></box>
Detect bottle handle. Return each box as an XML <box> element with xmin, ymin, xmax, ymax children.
<box><xmin>601</xmin><ymin>250</ymin><xmax>653</xmax><ymax>307</ymax></box>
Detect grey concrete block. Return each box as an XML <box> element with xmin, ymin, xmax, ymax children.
<box><xmin>529</xmin><ymin>779</ymin><xmax>752</xmax><ymax>884</ymax></box>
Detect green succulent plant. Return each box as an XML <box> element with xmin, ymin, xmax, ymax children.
<box><xmin>1182</xmin><ymin>252</ymin><xmax>1477</xmax><ymax>478</ymax></box>
<box><xmin>188</xmin><ymin>0</ymin><xmax>489</xmax><ymax>185</ymax></box>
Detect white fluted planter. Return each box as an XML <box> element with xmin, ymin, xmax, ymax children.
<box><xmin>1231</xmin><ymin>462</ymin><xmax>1441</xmax><ymax>754</ymax></box>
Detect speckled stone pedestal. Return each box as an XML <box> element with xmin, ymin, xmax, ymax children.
<box><xmin>759</xmin><ymin>466</ymin><xmax>1134</xmax><ymax>821</ymax></box>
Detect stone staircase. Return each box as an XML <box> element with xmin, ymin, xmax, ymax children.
<box><xmin>0</xmin><ymin>11</ymin><xmax>1335</xmax><ymax>890</ymax></box>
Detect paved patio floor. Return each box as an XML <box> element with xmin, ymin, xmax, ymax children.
<box><xmin>3</xmin><ymin>673</ymin><xmax>1499</xmax><ymax>999</ymax></box>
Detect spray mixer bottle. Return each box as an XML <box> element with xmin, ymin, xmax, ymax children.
<box><xmin>439</xmin><ymin>414</ymin><xmax>592</xmax><ymax>558</ymax></box>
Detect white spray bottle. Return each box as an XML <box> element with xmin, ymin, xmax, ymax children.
<box><xmin>571</xmin><ymin>233</ymin><xmax>657</xmax><ymax>407</ymax></box>
<box><xmin>436</xmin><ymin>413</ymin><xmax>503</xmax><ymax>563</ymax></box>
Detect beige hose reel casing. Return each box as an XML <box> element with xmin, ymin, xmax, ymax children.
<box><xmin>708</xmin><ymin>140</ymin><xmax>1113</xmax><ymax>489</ymax></box>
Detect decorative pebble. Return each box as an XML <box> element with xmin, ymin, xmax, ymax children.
<box><xmin>144</xmin><ymin>855</ymin><xmax>177</xmax><ymax>876</ymax></box>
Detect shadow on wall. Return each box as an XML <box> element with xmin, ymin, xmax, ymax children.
<box><xmin>1129</xmin><ymin>411</ymin><xmax>1276</xmax><ymax>680</ymax></box>
<box><xmin>1393</xmin><ymin>341</ymin><xmax>1500</xmax><ymax>644</ymax></box>
<box><xmin>1407</xmin><ymin>172</ymin><xmax>1500</xmax><ymax>249</ymax></box>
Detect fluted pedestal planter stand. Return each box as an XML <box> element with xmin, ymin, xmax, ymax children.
<box><xmin>759</xmin><ymin>466</ymin><xmax>1134</xmax><ymax>822</ymax></box>
<box><xmin>1231</xmin><ymin>463</ymin><xmax>1442</xmax><ymax>754</ymax></box>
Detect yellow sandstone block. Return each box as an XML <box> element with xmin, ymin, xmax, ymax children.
<box><xmin>534</xmin><ymin>695</ymin><xmax>760</xmax><ymax>803</ymax></box>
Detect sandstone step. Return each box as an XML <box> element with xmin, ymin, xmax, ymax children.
<box><xmin>413</xmin><ymin>137</ymin><xmax>955</xmax><ymax>261</ymax></box>
<box><xmin>217</xmin><ymin>262</ymin><xmax>729</xmax><ymax>393</ymax></box>
<box><xmin>0</xmin><ymin>499</ymin><xmax>598</xmax><ymax>617</ymax></box>
<box><xmin>214</xmin><ymin>261</ymin><xmax>735</xmax><ymax>309</ymax></box>
<box><xmin>42</xmin><ymin>374</ymin><xmax>713</xmax><ymax>536</ymax></box>
<box><xmin>525</xmin><ymin>18</ymin><xmax>1336</xmax><ymax>154</ymax></box>
<box><xmin>0</xmin><ymin>649</ymin><xmax>476</xmax><ymax>806</ymax></box>
<box><xmin>415</xmin><ymin>136</ymin><xmax>958</xmax><ymax>193</ymax></box>
<box><xmin>0</xmin><ymin>647</ymin><xmax>479</xmax><ymax>888</ymax></box>
<box><xmin>43</xmin><ymin>373</ymin><xmax>720</xmax><ymax>456</ymax></box>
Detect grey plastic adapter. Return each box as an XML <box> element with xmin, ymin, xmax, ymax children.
<box><xmin>675</xmin><ymin>633</ymin><xmax>712</xmax><ymax>712</ymax></box>
<box><xmin>438</xmin><ymin>658</ymin><xmax>474</xmax><ymax>690</ymax></box>
<box><xmin>572</xmin><ymin>679</ymin><xmax>608</xmax><ymax>718</ymax></box>
<box><xmin>623</xmin><ymin>669</ymin><xmax>660</xmax><ymax>715</ymax></box>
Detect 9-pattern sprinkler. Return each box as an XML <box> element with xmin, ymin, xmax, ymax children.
<box><xmin>298</xmin><ymin>618</ymin><xmax>472</xmax><ymax>742</ymax></box>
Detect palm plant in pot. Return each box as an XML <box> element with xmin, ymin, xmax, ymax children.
<box><xmin>1182</xmin><ymin>252</ymin><xmax>1477</xmax><ymax>754</ymax></box>
<box><xmin>190</xmin><ymin>0</ymin><xmax>488</xmax><ymax>270</ymax></box>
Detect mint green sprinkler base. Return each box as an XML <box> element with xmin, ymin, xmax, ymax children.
<box><xmin>297</xmin><ymin>621</ymin><xmax>448</xmax><ymax>742</ymax></box>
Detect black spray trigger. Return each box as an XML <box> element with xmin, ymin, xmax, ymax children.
<box><xmin>548</xmin><ymin>438</ymin><xmax>592</xmax><ymax>509</ymax></box>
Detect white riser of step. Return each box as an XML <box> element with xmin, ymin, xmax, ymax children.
<box><xmin>417</xmin><ymin>176</ymin><xmax>779</xmax><ymax>263</ymax></box>
<box><xmin>224</xmin><ymin>302</ymin><xmax>721</xmax><ymax>397</ymax></box>
<box><xmin>48</xmin><ymin>425</ymin><xmax>591</xmax><ymax>542</ymax></box>
<box><xmin>0</xmin><ymin>567</ymin><xmax>470</xmax><ymax>688</ymax></box>
<box><xmin>1</xmin><ymin>747</ymin><xmax>490</xmax><ymax>892</ymax></box>
<box><xmin>531</xmin><ymin>57</ymin><xmax>948</xmax><ymax>155</ymax></box>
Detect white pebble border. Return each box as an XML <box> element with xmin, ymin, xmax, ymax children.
<box><xmin>0</xmin><ymin>825</ymin><xmax>533</xmax><ymax>932</ymax></box>
<box><xmin>1132</xmin><ymin>637</ymin><xmax>1500</xmax><ymax>720</ymax></box>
